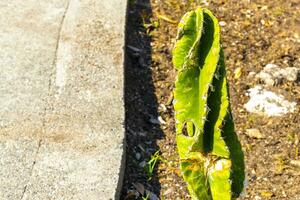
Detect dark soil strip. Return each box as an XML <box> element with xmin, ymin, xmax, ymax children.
<box><xmin>122</xmin><ymin>1</ymin><xmax>163</xmax><ymax>199</ymax></box>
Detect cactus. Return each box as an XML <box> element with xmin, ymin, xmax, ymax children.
<box><xmin>172</xmin><ymin>8</ymin><xmax>245</xmax><ymax>200</ymax></box>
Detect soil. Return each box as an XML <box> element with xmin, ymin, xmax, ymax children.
<box><xmin>122</xmin><ymin>0</ymin><xmax>300</xmax><ymax>199</ymax></box>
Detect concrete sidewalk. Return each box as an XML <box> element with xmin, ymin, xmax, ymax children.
<box><xmin>0</xmin><ymin>0</ymin><xmax>127</xmax><ymax>199</ymax></box>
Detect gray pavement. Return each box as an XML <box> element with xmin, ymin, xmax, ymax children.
<box><xmin>0</xmin><ymin>0</ymin><xmax>127</xmax><ymax>199</ymax></box>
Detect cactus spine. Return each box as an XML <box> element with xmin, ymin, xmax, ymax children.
<box><xmin>173</xmin><ymin>8</ymin><xmax>245</xmax><ymax>200</ymax></box>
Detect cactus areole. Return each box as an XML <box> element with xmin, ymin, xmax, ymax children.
<box><xmin>172</xmin><ymin>8</ymin><xmax>245</xmax><ymax>200</ymax></box>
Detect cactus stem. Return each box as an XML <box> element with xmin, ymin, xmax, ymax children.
<box><xmin>173</xmin><ymin>8</ymin><xmax>244</xmax><ymax>200</ymax></box>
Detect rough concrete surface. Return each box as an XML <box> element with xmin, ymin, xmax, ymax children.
<box><xmin>0</xmin><ymin>0</ymin><xmax>127</xmax><ymax>199</ymax></box>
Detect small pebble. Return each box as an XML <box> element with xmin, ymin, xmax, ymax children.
<box><xmin>163</xmin><ymin>188</ymin><xmax>173</xmax><ymax>196</ymax></box>
<box><xmin>245</xmin><ymin>128</ymin><xmax>264</xmax><ymax>139</ymax></box>
<box><xmin>290</xmin><ymin>160</ymin><xmax>300</xmax><ymax>168</ymax></box>
<box><xmin>254</xmin><ymin>195</ymin><xmax>262</xmax><ymax>200</ymax></box>
<box><xmin>158</xmin><ymin>116</ymin><xmax>166</xmax><ymax>124</ymax></box>
<box><xmin>139</xmin><ymin>161</ymin><xmax>146</xmax><ymax>168</ymax></box>
<box><xmin>159</xmin><ymin>104</ymin><xmax>167</xmax><ymax>112</ymax></box>
<box><xmin>135</xmin><ymin>152</ymin><xmax>141</xmax><ymax>160</ymax></box>
<box><xmin>248</xmin><ymin>71</ymin><xmax>256</xmax><ymax>77</ymax></box>
<box><xmin>149</xmin><ymin>118</ymin><xmax>159</xmax><ymax>124</ymax></box>
<box><xmin>219</xmin><ymin>21</ymin><xmax>226</xmax><ymax>26</ymax></box>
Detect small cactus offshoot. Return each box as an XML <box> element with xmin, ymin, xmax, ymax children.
<box><xmin>172</xmin><ymin>8</ymin><xmax>245</xmax><ymax>200</ymax></box>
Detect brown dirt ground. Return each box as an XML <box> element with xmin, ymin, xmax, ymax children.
<box><xmin>122</xmin><ymin>0</ymin><xmax>300</xmax><ymax>199</ymax></box>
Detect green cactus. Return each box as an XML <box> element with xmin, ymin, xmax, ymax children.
<box><xmin>172</xmin><ymin>8</ymin><xmax>245</xmax><ymax>200</ymax></box>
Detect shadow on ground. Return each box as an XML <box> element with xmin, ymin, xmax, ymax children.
<box><xmin>121</xmin><ymin>0</ymin><xmax>164</xmax><ymax>199</ymax></box>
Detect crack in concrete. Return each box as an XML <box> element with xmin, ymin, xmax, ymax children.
<box><xmin>19</xmin><ymin>1</ymin><xmax>71</xmax><ymax>199</ymax></box>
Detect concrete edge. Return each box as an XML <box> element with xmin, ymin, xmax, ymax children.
<box><xmin>114</xmin><ymin>0</ymin><xmax>129</xmax><ymax>199</ymax></box>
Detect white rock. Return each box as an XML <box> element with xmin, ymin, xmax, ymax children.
<box><xmin>265</xmin><ymin>63</ymin><xmax>278</xmax><ymax>70</ymax></box>
<box><xmin>257</xmin><ymin>71</ymin><xmax>275</xmax><ymax>86</ymax></box>
<box><xmin>255</xmin><ymin>64</ymin><xmax>299</xmax><ymax>86</ymax></box>
<box><xmin>244</xmin><ymin>86</ymin><xmax>297</xmax><ymax>116</ymax></box>
<box><xmin>283</xmin><ymin>67</ymin><xmax>299</xmax><ymax>82</ymax></box>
